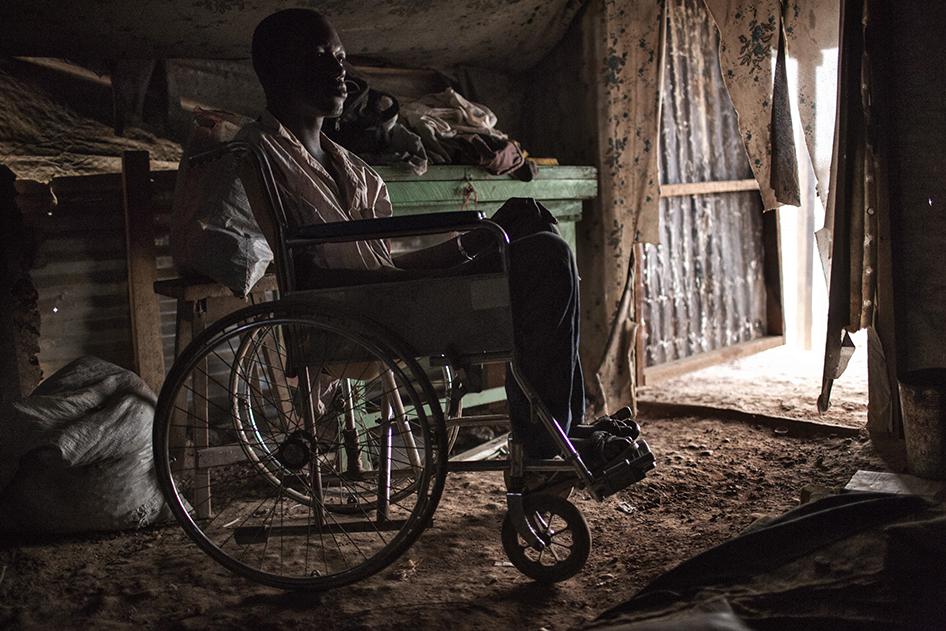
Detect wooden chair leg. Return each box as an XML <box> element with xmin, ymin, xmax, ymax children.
<box><xmin>169</xmin><ymin>299</ymin><xmax>194</xmax><ymax>477</ymax></box>
<box><xmin>189</xmin><ymin>301</ymin><xmax>212</xmax><ymax>519</ymax></box>
<box><xmin>259</xmin><ymin>330</ymin><xmax>296</xmax><ymax>430</ymax></box>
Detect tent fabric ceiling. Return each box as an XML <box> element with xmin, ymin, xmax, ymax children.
<box><xmin>1</xmin><ymin>0</ymin><xmax>585</xmax><ymax>71</ymax></box>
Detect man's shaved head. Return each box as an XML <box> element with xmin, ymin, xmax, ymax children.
<box><xmin>251</xmin><ymin>9</ymin><xmax>348</xmax><ymax>115</ymax></box>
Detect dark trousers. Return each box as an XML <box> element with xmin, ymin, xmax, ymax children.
<box><xmin>503</xmin><ymin>230</ymin><xmax>585</xmax><ymax>458</ymax></box>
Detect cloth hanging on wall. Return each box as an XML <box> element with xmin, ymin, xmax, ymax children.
<box><xmin>817</xmin><ymin>0</ymin><xmax>884</xmax><ymax>425</ymax></box>
<box><xmin>584</xmin><ymin>0</ymin><xmax>665</xmax><ymax>412</ymax></box>
<box><xmin>783</xmin><ymin>1</ymin><xmax>840</xmax><ymax>202</ymax></box>
<box><xmin>703</xmin><ymin>0</ymin><xmax>800</xmax><ymax>209</ymax></box>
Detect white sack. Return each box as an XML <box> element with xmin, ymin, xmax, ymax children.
<box><xmin>0</xmin><ymin>356</ymin><xmax>170</xmax><ymax>533</ymax></box>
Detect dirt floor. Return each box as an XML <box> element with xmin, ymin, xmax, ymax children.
<box><xmin>638</xmin><ymin>334</ymin><xmax>871</xmax><ymax>428</ymax></box>
<box><xmin>0</xmin><ymin>408</ymin><xmax>885</xmax><ymax>631</ymax></box>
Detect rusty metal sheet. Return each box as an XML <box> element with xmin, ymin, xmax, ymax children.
<box><xmin>641</xmin><ymin>0</ymin><xmax>767</xmax><ymax>367</ymax></box>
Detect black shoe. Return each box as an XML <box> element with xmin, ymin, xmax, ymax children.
<box><xmin>580</xmin><ymin>430</ymin><xmax>636</xmax><ymax>471</ymax></box>
<box><xmin>610</xmin><ymin>405</ymin><xmax>634</xmax><ymax>421</ymax></box>
<box><xmin>570</xmin><ymin>409</ymin><xmax>640</xmax><ymax>441</ymax></box>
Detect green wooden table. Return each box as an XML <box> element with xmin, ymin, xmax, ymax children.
<box><xmin>375</xmin><ymin>165</ymin><xmax>598</xmax><ymax>250</ymax></box>
<box><xmin>376</xmin><ymin>164</ymin><xmax>598</xmax><ymax>408</ymax></box>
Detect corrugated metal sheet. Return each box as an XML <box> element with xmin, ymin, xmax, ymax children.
<box><xmin>23</xmin><ymin>170</ymin><xmax>181</xmax><ymax>379</ymax></box>
<box><xmin>641</xmin><ymin>0</ymin><xmax>767</xmax><ymax>367</ymax></box>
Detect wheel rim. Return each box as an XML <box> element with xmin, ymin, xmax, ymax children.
<box><xmin>519</xmin><ymin>509</ymin><xmax>577</xmax><ymax>567</ymax></box>
<box><xmin>155</xmin><ymin>307</ymin><xmax>446</xmax><ymax>589</ymax></box>
<box><xmin>501</xmin><ymin>494</ymin><xmax>591</xmax><ymax>583</ymax></box>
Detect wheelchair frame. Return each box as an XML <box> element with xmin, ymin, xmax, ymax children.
<box><xmin>153</xmin><ymin>140</ymin><xmax>654</xmax><ymax>589</ymax></box>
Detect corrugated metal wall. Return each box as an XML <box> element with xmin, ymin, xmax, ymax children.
<box><xmin>641</xmin><ymin>0</ymin><xmax>768</xmax><ymax>367</ymax></box>
<box><xmin>23</xmin><ymin>169</ymin><xmax>179</xmax><ymax>379</ymax></box>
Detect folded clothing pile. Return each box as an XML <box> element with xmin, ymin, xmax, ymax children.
<box><xmin>328</xmin><ymin>77</ymin><xmax>536</xmax><ymax>180</ymax></box>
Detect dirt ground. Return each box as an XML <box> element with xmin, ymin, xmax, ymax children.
<box><xmin>0</xmin><ymin>408</ymin><xmax>884</xmax><ymax>631</ymax></box>
<box><xmin>638</xmin><ymin>335</ymin><xmax>871</xmax><ymax>428</ymax></box>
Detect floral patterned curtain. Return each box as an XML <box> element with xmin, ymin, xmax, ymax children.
<box><xmin>583</xmin><ymin>0</ymin><xmax>665</xmax><ymax>413</ymax></box>
<box><xmin>702</xmin><ymin>0</ymin><xmax>800</xmax><ymax>210</ymax></box>
<box><xmin>586</xmin><ymin>0</ymin><xmax>843</xmax><ymax>412</ymax></box>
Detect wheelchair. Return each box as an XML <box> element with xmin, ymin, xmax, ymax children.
<box><xmin>153</xmin><ymin>141</ymin><xmax>655</xmax><ymax>590</ymax></box>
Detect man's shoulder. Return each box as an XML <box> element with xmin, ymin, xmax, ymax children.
<box><xmin>234</xmin><ymin>118</ymin><xmax>267</xmax><ymax>145</ymax></box>
<box><xmin>322</xmin><ymin>134</ymin><xmax>384</xmax><ymax>181</ymax></box>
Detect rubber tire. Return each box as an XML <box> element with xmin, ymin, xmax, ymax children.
<box><xmin>153</xmin><ymin>301</ymin><xmax>448</xmax><ymax>591</ymax></box>
<box><xmin>501</xmin><ymin>493</ymin><xmax>591</xmax><ymax>583</ymax></box>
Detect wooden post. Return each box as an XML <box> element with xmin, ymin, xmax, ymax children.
<box><xmin>633</xmin><ymin>243</ymin><xmax>647</xmax><ymax>387</ymax></box>
<box><xmin>1</xmin><ymin>165</ymin><xmax>41</xmax><ymax>407</ymax></box>
<box><xmin>122</xmin><ymin>151</ymin><xmax>166</xmax><ymax>393</ymax></box>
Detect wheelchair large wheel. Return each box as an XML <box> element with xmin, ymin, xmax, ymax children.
<box><xmin>228</xmin><ymin>324</ymin><xmax>451</xmax><ymax>514</ymax></box>
<box><xmin>154</xmin><ymin>302</ymin><xmax>448</xmax><ymax>590</ymax></box>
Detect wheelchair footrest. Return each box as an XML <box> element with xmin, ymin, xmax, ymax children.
<box><xmin>591</xmin><ymin>439</ymin><xmax>656</xmax><ymax>498</ymax></box>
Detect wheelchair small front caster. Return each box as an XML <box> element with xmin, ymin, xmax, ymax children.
<box><xmin>500</xmin><ymin>493</ymin><xmax>591</xmax><ymax>583</ymax></box>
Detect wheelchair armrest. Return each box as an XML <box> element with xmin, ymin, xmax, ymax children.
<box><xmin>286</xmin><ymin>211</ymin><xmax>504</xmax><ymax>246</ymax></box>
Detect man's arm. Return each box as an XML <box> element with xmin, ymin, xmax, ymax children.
<box><xmin>392</xmin><ymin>224</ymin><xmax>501</xmax><ymax>270</ymax></box>
<box><xmin>392</xmin><ymin>235</ymin><xmax>473</xmax><ymax>270</ymax></box>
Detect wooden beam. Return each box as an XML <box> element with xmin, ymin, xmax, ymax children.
<box><xmin>763</xmin><ymin>209</ymin><xmax>785</xmax><ymax>336</ymax></box>
<box><xmin>643</xmin><ymin>335</ymin><xmax>784</xmax><ymax>384</ymax></box>
<box><xmin>659</xmin><ymin>179</ymin><xmax>760</xmax><ymax>198</ymax></box>
<box><xmin>122</xmin><ymin>151</ymin><xmax>165</xmax><ymax>394</ymax></box>
<box><xmin>633</xmin><ymin>243</ymin><xmax>647</xmax><ymax>387</ymax></box>
<box><xmin>637</xmin><ymin>399</ymin><xmax>861</xmax><ymax>438</ymax></box>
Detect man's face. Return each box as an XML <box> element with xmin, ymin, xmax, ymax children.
<box><xmin>286</xmin><ymin>20</ymin><xmax>348</xmax><ymax>117</ymax></box>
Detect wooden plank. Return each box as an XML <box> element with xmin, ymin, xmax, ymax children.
<box><xmin>637</xmin><ymin>400</ymin><xmax>861</xmax><ymax>437</ymax></box>
<box><xmin>196</xmin><ymin>444</ymin><xmax>247</xmax><ymax>469</ymax></box>
<box><xmin>763</xmin><ymin>208</ymin><xmax>785</xmax><ymax>336</ymax></box>
<box><xmin>450</xmin><ymin>433</ymin><xmax>510</xmax><ymax>462</ymax></box>
<box><xmin>391</xmin><ymin>199</ymin><xmax>583</xmax><ymax>222</ymax></box>
<box><xmin>122</xmin><ymin>151</ymin><xmax>166</xmax><ymax>394</ymax></box>
<box><xmin>659</xmin><ymin>179</ymin><xmax>760</xmax><ymax>197</ymax></box>
<box><xmin>643</xmin><ymin>335</ymin><xmax>784</xmax><ymax>384</ymax></box>
<box><xmin>634</xmin><ymin>243</ymin><xmax>647</xmax><ymax>387</ymax></box>
<box><xmin>191</xmin><ymin>311</ymin><xmax>211</xmax><ymax>519</ymax></box>
<box><xmin>154</xmin><ymin>273</ymin><xmax>277</xmax><ymax>301</ymax></box>
<box><xmin>458</xmin><ymin>385</ymin><xmax>507</xmax><ymax>409</ymax></box>
<box><xmin>50</xmin><ymin>169</ymin><xmax>178</xmax><ymax>197</ymax></box>
<box><xmin>233</xmin><ymin>520</ymin><xmax>409</xmax><ymax>545</ymax></box>
<box><xmin>374</xmin><ymin>165</ymin><xmax>598</xmax><ymax>182</ymax></box>
<box><xmin>844</xmin><ymin>470</ymin><xmax>945</xmax><ymax>497</ymax></box>
<box><xmin>869</xmin><ymin>102</ymin><xmax>900</xmax><ymax>435</ymax></box>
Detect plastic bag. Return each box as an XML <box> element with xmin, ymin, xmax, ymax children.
<box><xmin>0</xmin><ymin>356</ymin><xmax>171</xmax><ymax>533</ymax></box>
<box><xmin>170</xmin><ymin>108</ymin><xmax>273</xmax><ymax>296</ymax></box>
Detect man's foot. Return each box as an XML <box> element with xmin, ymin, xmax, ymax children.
<box><xmin>570</xmin><ymin>406</ymin><xmax>641</xmax><ymax>441</ymax></box>
<box><xmin>579</xmin><ymin>431</ymin><xmax>638</xmax><ymax>472</ymax></box>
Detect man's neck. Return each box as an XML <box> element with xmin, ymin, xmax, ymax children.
<box><xmin>267</xmin><ymin>103</ymin><xmax>327</xmax><ymax>164</ymax></box>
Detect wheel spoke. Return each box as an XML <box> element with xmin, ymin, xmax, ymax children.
<box><xmin>155</xmin><ymin>309</ymin><xmax>445</xmax><ymax>589</ymax></box>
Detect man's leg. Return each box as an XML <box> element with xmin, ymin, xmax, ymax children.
<box><xmin>504</xmin><ymin>230</ymin><xmax>584</xmax><ymax>459</ymax></box>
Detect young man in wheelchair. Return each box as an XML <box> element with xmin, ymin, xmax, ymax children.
<box><xmin>215</xmin><ymin>9</ymin><xmax>649</xmax><ymax>490</ymax></box>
